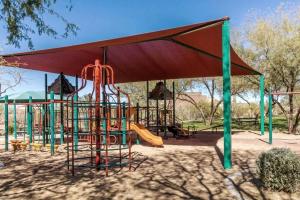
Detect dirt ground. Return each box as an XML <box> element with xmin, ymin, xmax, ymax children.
<box><xmin>0</xmin><ymin>131</ymin><xmax>300</xmax><ymax>200</ymax></box>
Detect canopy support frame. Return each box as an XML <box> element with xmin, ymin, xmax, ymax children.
<box><xmin>222</xmin><ymin>20</ymin><xmax>232</xmax><ymax>169</ymax></box>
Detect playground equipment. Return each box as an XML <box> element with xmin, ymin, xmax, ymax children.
<box><xmin>65</xmin><ymin>59</ymin><xmax>132</xmax><ymax>176</ymax></box>
<box><xmin>2</xmin><ymin>92</ymin><xmax>66</xmax><ymax>153</ymax></box>
<box><xmin>131</xmin><ymin>123</ymin><xmax>163</xmax><ymax>146</ymax></box>
<box><xmin>135</xmin><ymin>81</ymin><xmax>195</xmax><ymax>138</ymax></box>
<box><xmin>134</xmin><ymin>81</ymin><xmax>176</xmax><ymax>138</ymax></box>
<box><xmin>2</xmin><ymin>17</ymin><xmax>265</xmax><ymax>170</ymax></box>
<box><xmin>0</xmin><ymin>74</ymin><xmax>74</xmax><ymax>153</ymax></box>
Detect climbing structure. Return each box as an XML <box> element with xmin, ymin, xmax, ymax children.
<box><xmin>66</xmin><ymin>59</ymin><xmax>132</xmax><ymax>176</ymax></box>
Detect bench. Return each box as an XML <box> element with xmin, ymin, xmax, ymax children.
<box><xmin>232</xmin><ymin>117</ymin><xmax>258</xmax><ymax>125</ymax></box>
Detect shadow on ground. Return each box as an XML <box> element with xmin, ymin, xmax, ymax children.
<box><xmin>2</xmin><ymin>147</ymin><xmax>298</xmax><ymax>200</ymax></box>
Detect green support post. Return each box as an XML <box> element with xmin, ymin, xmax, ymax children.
<box><xmin>222</xmin><ymin>19</ymin><xmax>232</xmax><ymax>169</ymax></box>
<box><xmin>268</xmin><ymin>89</ymin><xmax>272</xmax><ymax>144</ymax></box>
<box><xmin>24</xmin><ymin>106</ymin><xmax>27</xmax><ymax>142</ymax></box>
<box><xmin>122</xmin><ymin>102</ymin><xmax>126</xmax><ymax>145</ymax></box>
<box><xmin>28</xmin><ymin>96</ymin><xmax>33</xmax><ymax>144</ymax></box>
<box><xmin>74</xmin><ymin>75</ymin><xmax>79</xmax><ymax>152</ymax></box>
<box><xmin>50</xmin><ymin>91</ymin><xmax>55</xmax><ymax>155</ymax></box>
<box><xmin>260</xmin><ymin>75</ymin><xmax>265</xmax><ymax>135</ymax></box>
<box><xmin>60</xmin><ymin>73</ymin><xmax>64</xmax><ymax>145</ymax></box>
<box><xmin>13</xmin><ymin>100</ymin><xmax>17</xmax><ymax>139</ymax></box>
<box><xmin>4</xmin><ymin>95</ymin><xmax>8</xmax><ymax>151</ymax></box>
<box><xmin>45</xmin><ymin>73</ymin><xmax>48</xmax><ymax>144</ymax></box>
<box><xmin>42</xmin><ymin>105</ymin><xmax>46</xmax><ymax>146</ymax></box>
<box><xmin>102</xmin><ymin>115</ymin><xmax>107</xmax><ymax>144</ymax></box>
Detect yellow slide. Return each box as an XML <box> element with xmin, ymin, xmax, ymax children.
<box><xmin>130</xmin><ymin>123</ymin><xmax>163</xmax><ymax>146</ymax></box>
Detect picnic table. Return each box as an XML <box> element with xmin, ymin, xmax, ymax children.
<box><xmin>232</xmin><ymin>117</ymin><xmax>258</xmax><ymax>125</ymax></box>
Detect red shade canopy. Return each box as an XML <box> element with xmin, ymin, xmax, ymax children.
<box><xmin>2</xmin><ymin>17</ymin><xmax>259</xmax><ymax>83</ymax></box>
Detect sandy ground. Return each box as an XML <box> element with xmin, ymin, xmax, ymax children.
<box><xmin>0</xmin><ymin>131</ymin><xmax>300</xmax><ymax>200</ymax></box>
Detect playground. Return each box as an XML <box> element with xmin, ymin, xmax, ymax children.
<box><xmin>0</xmin><ymin>15</ymin><xmax>299</xmax><ymax>199</ymax></box>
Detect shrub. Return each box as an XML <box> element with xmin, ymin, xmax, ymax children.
<box><xmin>8</xmin><ymin>125</ymin><xmax>14</xmax><ymax>135</ymax></box>
<box><xmin>256</xmin><ymin>148</ymin><xmax>300</xmax><ymax>192</ymax></box>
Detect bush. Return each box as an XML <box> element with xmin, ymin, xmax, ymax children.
<box><xmin>8</xmin><ymin>125</ymin><xmax>14</xmax><ymax>135</ymax></box>
<box><xmin>256</xmin><ymin>148</ymin><xmax>300</xmax><ymax>192</ymax></box>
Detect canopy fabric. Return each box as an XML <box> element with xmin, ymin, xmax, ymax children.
<box><xmin>2</xmin><ymin>17</ymin><xmax>260</xmax><ymax>83</ymax></box>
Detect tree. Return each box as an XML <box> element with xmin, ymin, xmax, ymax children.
<box><xmin>234</xmin><ymin>3</ymin><xmax>300</xmax><ymax>133</ymax></box>
<box><xmin>177</xmin><ymin>77</ymin><xmax>250</xmax><ymax>125</ymax></box>
<box><xmin>0</xmin><ymin>60</ymin><xmax>22</xmax><ymax>96</ymax></box>
<box><xmin>0</xmin><ymin>0</ymin><xmax>78</xmax><ymax>95</ymax></box>
<box><xmin>121</xmin><ymin>77</ymin><xmax>251</xmax><ymax>126</ymax></box>
<box><xmin>0</xmin><ymin>0</ymin><xmax>78</xmax><ymax>49</ymax></box>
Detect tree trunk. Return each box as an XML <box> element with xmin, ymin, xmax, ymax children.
<box><xmin>288</xmin><ymin>93</ymin><xmax>294</xmax><ymax>133</ymax></box>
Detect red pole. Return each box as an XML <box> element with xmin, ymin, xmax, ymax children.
<box><xmin>95</xmin><ymin>59</ymin><xmax>102</xmax><ymax>170</ymax></box>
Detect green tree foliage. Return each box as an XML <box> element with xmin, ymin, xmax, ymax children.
<box><xmin>0</xmin><ymin>0</ymin><xmax>78</xmax><ymax>95</ymax></box>
<box><xmin>233</xmin><ymin>3</ymin><xmax>300</xmax><ymax>133</ymax></box>
<box><xmin>0</xmin><ymin>0</ymin><xmax>78</xmax><ymax>49</ymax></box>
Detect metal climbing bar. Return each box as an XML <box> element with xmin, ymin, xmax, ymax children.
<box><xmin>65</xmin><ymin>59</ymin><xmax>132</xmax><ymax>176</ymax></box>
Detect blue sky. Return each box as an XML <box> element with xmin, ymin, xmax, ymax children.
<box><xmin>0</xmin><ymin>0</ymin><xmax>298</xmax><ymax>97</ymax></box>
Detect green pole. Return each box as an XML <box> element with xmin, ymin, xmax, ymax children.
<box><xmin>260</xmin><ymin>75</ymin><xmax>265</xmax><ymax>135</ymax></box>
<box><xmin>28</xmin><ymin>96</ymin><xmax>33</xmax><ymax>144</ymax></box>
<box><xmin>60</xmin><ymin>74</ymin><xmax>64</xmax><ymax>145</ymax></box>
<box><xmin>74</xmin><ymin>75</ymin><xmax>79</xmax><ymax>152</ymax></box>
<box><xmin>45</xmin><ymin>73</ymin><xmax>48</xmax><ymax>144</ymax></box>
<box><xmin>222</xmin><ymin>19</ymin><xmax>232</xmax><ymax>169</ymax></box>
<box><xmin>38</xmin><ymin>106</ymin><xmax>41</xmax><ymax>143</ymax></box>
<box><xmin>268</xmin><ymin>89</ymin><xmax>272</xmax><ymax>144</ymax></box>
<box><xmin>42</xmin><ymin>104</ymin><xmax>46</xmax><ymax>146</ymax></box>
<box><xmin>102</xmin><ymin>115</ymin><xmax>107</xmax><ymax>144</ymax></box>
<box><xmin>122</xmin><ymin>102</ymin><xmax>126</xmax><ymax>145</ymax></box>
<box><xmin>4</xmin><ymin>95</ymin><xmax>8</xmax><ymax>151</ymax></box>
<box><xmin>50</xmin><ymin>91</ymin><xmax>55</xmax><ymax>155</ymax></box>
<box><xmin>24</xmin><ymin>106</ymin><xmax>27</xmax><ymax>142</ymax></box>
<box><xmin>13</xmin><ymin>100</ymin><xmax>17</xmax><ymax>139</ymax></box>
